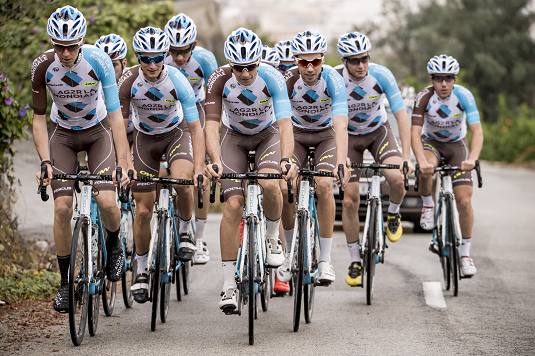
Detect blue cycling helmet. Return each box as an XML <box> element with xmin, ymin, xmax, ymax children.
<box><xmin>95</xmin><ymin>34</ymin><xmax>127</xmax><ymax>60</ymax></box>
<box><xmin>133</xmin><ymin>27</ymin><xmax>170</xmax><ymax>53</ymax></box>
<box><xmin>337</xmin><ymin>32</ymin><xmax>372</xmax><ymax>57</ymax></box>
<box><xmin>275</xmin><ymin>40</ymin><xmax>293</xmax><ymax>61</ymax></box>
<box><xmin>224</xmin><ymin>27</ymin><xmax>262</xmax><ymax>64</ymax></box>
<box><xmin>165</xmin><ymin>13</ymin><xmax>197</xmax><ymax>47</ymax></box>
<box><xmin>427</xmin><ymin>54</ymin><xmax>460</xmax><ymax>75</ymax></box>
<box><xmin>261</xmin><ymin>46</ymin><xmax>280</xmax><ymax>67</ymax></box>
<box><xmin>291</xmin><ymin>31</ymin><xmax>327</xmax><ymax>56</ymax></box>
<box><xmin>47</xmin><ymin>5</ymin><xmax>87</xmax><ymax>41</ymax></box>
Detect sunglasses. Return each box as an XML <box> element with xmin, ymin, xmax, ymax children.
<box><xmin>169</xmin><ymin>45</ymin><xmax>194</xmax><ymax>56</ymax></box>
<box><xmin>345</xmin><ymin>55</ymin><xmax>370</xmax><ymax>65</ymax></box>
<box><xmin>279</xmin><ymin>63</ymin><xmax>296</xmax><ymax>71</ymax></box>
<box><xmin>51</xmin><ymin>38</ymin><xmax>83</xmax><ymax>52</ymax></box>
<box><xmin>137</xmin><ymin>53</ymin><xmax>166</xmax><ymax>64</ymax></box>
<box><xmin>296</xmin><ymin>57</ymin><xmax>323</xmax><ymax>68</ymax></box>
<box><xmin>230</xmin><ymin>61</ymin><xmax>259</xmax><ymax>72</ymax></box>
<box><xmin>432</xmin><ymin>75</ymin><xmax>456</xmax><ymax>83</ymax></box>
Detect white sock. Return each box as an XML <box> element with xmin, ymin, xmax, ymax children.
<box><xmin>136</xmin><ymin>252</ymin><xmax>148</xmax><ymax>275</ymax></box>
<box><xmin>179</xmin><ymin>217</ymin><xmax>192</xmax><ymax>235</ymax></box>
<box><xmin>283</xmin><ymin>228</ymin><xmax>294</xmax><ymax>252</ymax></box>
<box><xmin>460</xmin><ymin>238</ymin><xmax>471</xmax><ymax>257</ymax></box>
<box><xmin>266</xmin><ymin>218</ymin><xmax>280</xmax><ymax>238</ymax></box>
<box><xmin>388</xmin><ymin>200</ymin><xmax>401</xmax><ymax>214</ymax></box>
<box><xmin>319</xmin><ymin>237</ymin><xmax>333</xmax><ymax>264</ymax></box>
<box><xmin>348</xmin><ymin>241</ymin><xmax>361</xmax><ymax>263</ymax></box>
<box><xmin>421</xmin><ymin>193</ymin><xmax>434</xmax><ymax>207</ymax></box>
<box><xmin>195</xmin><ymin>218</ymin><xmax>207</xmax><ymax>241</ymax></box>
<box><xmin>222</xmin><ymin>261</ymin><xmax>237</xmax><ymax>290</ymax></box>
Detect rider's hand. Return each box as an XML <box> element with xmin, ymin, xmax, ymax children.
<box><xmin>461</xmin><ymin>159</ymin><xmax>476</xmax><ymax>171</ymax></box>
<box><xmin>205</xmin><ymin>162</ymin><xmax>222</xmax><ymax>180</ymax></box>
<box><xmin>281</xmin><ymin>161</ymin><xmax>297</xmax><ymax>180</ymax></box>
<box><xmin>112</xmin><ymin>166</ymin><xmax>130</xmax><ymax>187</ymax></box>
<box><xmin>35</xmin><ymin>163</ymin><xmax>53</xmax><ymax>187</ymax></box>
<box><xmin>333</xmin><ymin>164</ymin><xmax>350</xmax><ymax>187</ymax></box>
<box><xmin>419</xmin><ymin>160</ymin><xmax>435</xmax><ymax>175</ymax></box>
<box><xmin>402</xmin><ymin>158</ymin><xmax>415</xmax><ymax>176</ymax></box>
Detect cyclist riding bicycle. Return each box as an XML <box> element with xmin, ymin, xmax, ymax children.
<box><xmin>278</xmin><ymin>30</ymin><xmax>350</xmax><ymax>287</ymax></box>
<box><xmin>411</xmin><ymin>54</ymin><xmax>483</xmax><ymax>277</ymax></box>
<box><xmin>275</xmin><ymin>40</ymin><xmax>296</xmax><ymax>74</ymax></box>
<box><xmin>32</xmin><ymin>5</ymin><xmax>130</xmax><ymax>313</ymax></box>
<box><xmin>118</xmin><ymin>27</ymin><xmax>207</xmax><ymax>303</ymax></box>
<box><xmin>334</xmin><ymin>32</ymin><xmax>414</xmax><ymax>286</ymax></box>
<box><xmin>164</xmin><ymin>13</ymin><xmax>218</xmax><ymax>264</ymax></box>
<box><xmin>203</xmin><ymin>27</ymin><xmax>297</xmax><ymax>311</ymax></box>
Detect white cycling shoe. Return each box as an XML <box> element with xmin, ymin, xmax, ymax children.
<box><xmin>193</xmin><ymin>239</ymin><xmax>210</xmax><ymax>264</ymax></box>
<box><xmin>277</xmin><ymin>251</ymin><xmax>292</xmax><ymax>283</ymax></box>
<box><xmin>265</xmin><ymin>236</ymin><xmax>284</xmax><ymax>267</ymax></box>
<box><xmin>219</xmin><ymin>287</ymin><xmax>238</xmax><ymax>310</ymax></box>
<box><xmin>317</xmin><ymin>261</ymin><xmax>335</xmax><ymax>284</ymax></box>
<box><xmin>460</xmin><ymin>256</ymin><xmax>477</xmax><ymax>277</ymax></box>
<box><xmin>420</xmin><ymin>206</ymin><xmax>435</xmax><ymax>230</ymax></box>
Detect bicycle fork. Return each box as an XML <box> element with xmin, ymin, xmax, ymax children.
<box><xmin>360</xmin><ymin>175</ymin><xmax>385</xmax><ymax>263</ymax></box>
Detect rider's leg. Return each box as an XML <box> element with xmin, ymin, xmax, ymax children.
<box><xmin>454</xmin><ymin>185</ymin><xmax>474</xmax><ymax>251</ymax></box>
<box><xmin>419</xmin><ymin>150</ymin><xmax>439</xmax><ymax>230</ymax></box>
<box><xmin>382</xmin><ymin>156</ymin><xmax>406</xmax><ymax>242</ymax></box>
<box><xmin>316</xmin><ymin>175</ymin><xmax>335</xmax><ymax>262</ymax></box>
<box><xmin>170</xmin><ymin>159</ymin><xmax>194</xmax><ymax>231</ymax></box>
<box><xmin>342</xmin><ymin>182</ymin><xmax>363</xmax><ymax>286</ymax></box>
<box><xmin>53</xmin><ymin>196</ymin><xmax>74</xmax><ymax>256</ymax></box>
<box><xmin>132</xmin><ymin>191</ymin><xmax>157</xmax><ymax>272</ymax></box>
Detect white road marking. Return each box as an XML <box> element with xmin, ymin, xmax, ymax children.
<box><xmin>423</xmin><ymin>281</ymin><xmax>447</xmax><ymax>309</ymax></box>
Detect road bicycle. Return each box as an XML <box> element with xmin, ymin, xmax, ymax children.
<box><xmin>350</xmin><ymin>161</ymin><xmax>409</xmax><ymax>305</ymax></box>
<box><xmin>134</xmin><ymin>174</ymin><xmax>203</xmax><ymax>331</ymax></box>
<box><xmin>38</xmin><ymin>165</ymin><xmax>124</xmax><ymax>346</ymax></box>
<box><xmin>118</xmin><ymin>170</ymin><xmax>136</xmax><ymax>309</ymax></box>
<box><xmin>414</xmin><ymin>159</ymin><xmax>482</xmax><ymax>296</ymax></box>
<box><xmin>287</xmin><ymin>147</ymin><xmax>345</xmax><ymax>332</ymax></box>
<box><xmin>210</xmin><ymin>151</ymin><xmax>292</xmax><ymax>345</ymax></box>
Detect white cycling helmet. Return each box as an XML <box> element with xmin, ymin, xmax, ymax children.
<box><xmin>95</xmin><ymin>34</ymin><xmax>127</xmax><ymax>60</ymax></box>
<box><xmin>337</xmin><ymin>32</ymin><xmax>371</xmax><ymax>57</ymax></box>
<box><xmin>275</xmin><ymin>40</ymin><xmax>293</xmax><ymax>61</ymax></box>
<box><xmin>260</xmin><ymin>46</ymin><xmax>280</xmax><ymax>67</ymax></box>
<box><xmin>224</xmin><ymin>27</ymin><xmax>262</xmax><ymax>64</ymax></box>
<box><xmin>427</xmin><ymin>54</ymin><xmax>460</xmax><ymax>75</ymax></box>
<box><xmin>133</xmin><ymin>27</ymin><xmax>170</xmax><ymax>54</ymax></box>
<box><xmin>165</xmin><ymin>13</ymin><xmax>197</xmax><ymax>47</ymax></box>
<box><xmin>291</xmin><ymin>31</ymin><xmax>327</xmax><ymax>56</ymax></box>
<box><xmin>47</xmin><ymin>5</ymin><xmax>87</xmax><ymax>41</ymax></box>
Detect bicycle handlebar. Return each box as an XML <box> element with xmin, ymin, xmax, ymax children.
<box><xmin>134</xmin><ymin>175</ymin><xmax>194</xmax><ymax>185</ymax></box>
<box><xmin>351</xmin><ymin>162</ymin><xmax>400</xmax><ymax>170</ymax></box>
<box><xmin>414</xmin><ymin>160</ymin><xmax>483</xmax><ymax>191</ymax></box>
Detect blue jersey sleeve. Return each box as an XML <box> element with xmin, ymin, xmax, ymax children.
<box><xmin>258</xmin><ymin>66</ymin><xmax>292</xmax><ymax>121</ymax></box>
<box><xmin>323</xmin><ymin>68</ymin><xmax>348</xmax><ymax>117</ymax></box>
<box><xmin>84</xmin><ymin>47</ymin><xmax>120</xmax><ymax>113</ymax></box>
<box><xmin>168</xmin><ymin>67</ymin><xmax>199</xmax><ymax>123</ymax></box>
<box><xmin>369</xmin><ymin>64</ymin><xmax>404</xmax><ymax>114</ymax></box>
<box><xmin>453</xmin><ymin>85</ymin><xmax>480</xmax><ymax>125</ymax></box>
<box><xmin>193</xmin><ymin>49</ymin><xmax>218</xmax><ymax>82</ymax></box>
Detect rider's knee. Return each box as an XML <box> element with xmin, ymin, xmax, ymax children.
<box><xmin>388</xmin><ymin>173</ymin><xmax>405</xmax><ymax>194</ymax></box>
<box><xmin>262</xmin><ymin>179</ymin><xmax>281</xmax><ymax>196</ymax></box>
<box><xmin>98</xmin><ymin>197</ymin><xmax>119</xmax><ymax>215</ymax></box>
<box><xmin>315</xmin><ymin>179</ymin><xmax>332</xmax><ymax>198</ymax></box>
<box><xmin>224</xmin><ymin>196</ymin><xmax>243</xmax><ymax>217</ymax></box>
<box><xmin>342</xmin><ymin>194</ymin><xmax>359</xmax><ymax>211</ymax></box>
<box><xmin>54</xmin><ymin>203</ymin><xmax>73</xmax><ymax>221</ymax></box>
<box><xmin>136</xmin><ymin>203</ymin><xmax>153</xmax><ymax>222</ymax></box>
<box><xmin>456</xmin><ymin>194</ymin><xmax>472</xmax><ymax>210</ymax></box>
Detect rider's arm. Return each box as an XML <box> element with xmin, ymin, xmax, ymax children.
<box><xmin>196</xmin><ymin>49</ymin><xmax>218</xmax><ymax>83</ymax></box>
<box><xmin>204</xmin><ymin>68</ymin><xmax>226</xmax><ymax>170</ymax></box>
<box><xmin>326</xmin><ymin>69</ymin><xmax>349</xmax><ymax>167</ymax></box>
<box><xmin>393</xmin><ymin>108</ymin><xmax>412</xmax><ymax>164</ymax></box>
<box><xmin>32</xmin><ymin>114</ymin><xmax>53</xmax><ymax>184</ymax></box>
<box><xmin>410</xmin><ymin>88</ymin><xmax>434</xmax><ymax>174</ymax></box>
<box><xmin>455</xmin><ymin>86</ymin><xmax>483</xmax><ymax>169</ymax></box>
<box><xmin>467</xmin><ymin>122</ymin><xmax>483</xmax><ymax>162</ymax></box>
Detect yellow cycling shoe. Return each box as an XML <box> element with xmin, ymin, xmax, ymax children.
<box><xmin>345</xmin><ymin>262</ymin><xmax>362</xmax><ymax>286</ymax></box>
<box><xmin>386</xmin><ymin>213</ymin><xmax>403</xmax><ymax>242</ymax></box>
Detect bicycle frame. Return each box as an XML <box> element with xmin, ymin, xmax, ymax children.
<box><xmin>360</xmin><ymin>174</ymin><xmax>385</xmax><ymax>264</ymax></box>
<box><xmin>432</xmin><ymin>174</ymin><xmax>462</xmax><ymax>260</ymax></box>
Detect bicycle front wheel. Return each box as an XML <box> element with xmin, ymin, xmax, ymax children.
<box><xmin>293</xmin><ymin>213</ymin><xmax>306</xmax><ymax>332</ymax></box>
<box><xmin>365</xmin><ymin>199</ymin><xmax>377</xmax><ymax>305</ymax></box>
<box><xmin>151</xmin><ymin>214</ymin><xmax>164</xmax><ymax>331</ymax></box>
<box><xmin>437</xmin><ymin>199</ymin><xmax>450</xmax><ymax>290</ymax></box>
<box><xmin>69</xmin><ymin>219</ymin><xmax>89</xmax><ymax>346</ymax></box>
<box><xmin>247</xmin><ymin>217</ymin><xmax>256</xmax><ymax>345</ymax></box>
<box><xmin>446</xmin><ymin>195</ymin><xmax>459</xmax><ymax>296</ymax></box>
<box><xmin>102</xmin><ymin>226</ymin><xmax>117</xmax><ymax>316</ymax></box>
<box><xmin>260</xmin><ymin>269</ymin><xmax>270</xmax><ymax>312</ymax></box>
<box><xmin>161</xmin><ymin>217</ymin><xmax>174</xmax><ymax>323</ymax></box>
<box><xmin>122</xmin><ymin>205</ymin><xmax>136</xmax><ymax>308</ymax></box>
<box><xmin>304</xmin><ymin>216</ymin><xmax>319</xmax><ymax>323</ymax></box>
<box><xmin>88</xmin><ymin>223</ymin><xmax>102</xmax><ymax>336</ymax></box>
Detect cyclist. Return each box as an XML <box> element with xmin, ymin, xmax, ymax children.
<box><xmin>32</xmin><ymin>6</ymin><xmax>130</xmax><ymax>313</ymax></box>
<box><xmin>118</xmin><ymin>27</ymin><xmax>207</xmax><ymax>303</ymax></box>
<box><xmin>203</xmin><ymin>27</ymin><xmax>297</xmax><ymax>310</ymax></box>
<box><xmin>164</xmin><ymin>13</ymin><xmax>218</xmax><ymax>264</ymax></box>
<box><xmin>277</xmin><ymin>30</ymin><xmax>350</xmax><ymax>286</ymax></box>
<box><xmin>275</xmin><ymin>40</ymin><xmax>296</xmax><ymax>74</ymax></box>
<box><xmin>260</xmin><ymin>45</ymin><xmax>280</xmax><ymax>69</ymax></box>
<box><xmin>334</xmin><ymin>32</ymin><xmax>413</xmax><ymax>286</ymax></box>
<box><xmin>411</xmin><ymin>54</ymin><xmax>483</xmax><ymax>277</ymax></box>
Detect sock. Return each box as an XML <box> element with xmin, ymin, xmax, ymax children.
<box><xmin>57</xmin><ymin>255</ymin><xmax>70</xmax><ymax>286</ymax></box>
<box><xmin>179</xmin><ymin>217</ymin><xmax>192</xmax><ymax>235</ymax></box>
<box><xmin>266</xmin><ymin>218</ymin><xmax>280</xmax><ymax>238</ymax></box>
<box><xmin>105</xmin><ymin>228</ymin><xmax>120</xmax><ymax>247</ymax></box>
<box><xmin>195</xmin><ymin>218</ymin><xmax>207</xmax><ymax>241</ymax></box>
<box><xmin>136</xmin><ymin>252</ymin><xmax>148</xmax><ymax>275</ymax></box>
<box><xmin>388</xmin><ymin>200</ymin><xmax>401</xmax><ymax>214</ymax></box>
<box><xmin>348</xmin><ymin>242</ymin><xmax>361</xmax><ymax>263</ymax></box>
<box><xmin>222</xmin><ymin>260</ymin><xmax>237</xmax><ymax>290</ymax></box>
<box><xmin>283</xmin><ymin>228</ymin><xmax>294</xmax><ymax>252</ymax></box>
<box><xmin>319</xmin><ymin>237</ymin><xmax>333</xmax><ymax>264</ymax></box>
<box><xmin>421</xmin><ymin>193</ymin><xmax>434</xmax><ymax>207</ymax></box>
<box><xmin>460</xmin><ymin>238</ymin><xmax>471</xmax><ymax>257</ymax></box>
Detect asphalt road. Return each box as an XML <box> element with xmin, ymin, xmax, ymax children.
<box><xmin>7</xmin><ymin>138</ymin><xmax>535</xmax><ymax>355</ymax></box>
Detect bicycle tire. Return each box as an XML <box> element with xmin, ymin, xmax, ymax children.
<box><xmin>102</xmin><ymin>279</ymin><xmax>116</xmax><ymax>317</ymax></box>
<box><xmin>68</xmin><ymin>219</ymin><xmax>89</xmax><ymax>346</ymax></box>
<box><xmin>174</xmin><ymin>217</ymin><xmax>182</xmax><ymax>301</ymax></box>
<box><xmin>304</xmin><ymin>215</ymin><xmax>318</xmax><ymax>323</ymax></box>
<box><xmin>161</xmin><ymin>217</ymin><xmax>174</xmax><ymax>323</ymax></box>
<box><xmin>293</xmin><ymin>213</ymin><xmax>306</xmax><ymax>332</ymax></box>
<box><xmin>151</xmin><ymin>214</ymin><xmax>164</xmax><ymax>331</ymax></box>
<box><xmin>247</xmin><ymin>217</ymin><xmax>255</xmax><ymax>345</ymax></box>
<box><xmin>182</xmin><ymin>262</ymin><xmax>190</xmax><ymax>295</ymax></box>
<box><xmin>121</xmin><ymin>204</ymin><xmax>135</xmax><ymax>308</ymax></box>
<box><xmin>446</xmin><ymin>195</ymin><xmax>459</xmax><ymax>296</ymax></box>
<box><xmin>88</xmin><ymin>222</ymin><xmax>102</xmax><ymax>336</ymax></box>
<box><xmin>437</xmin><ymin>199</ymin><xmax>450</xmax><ymax>291</ymax></box>
<box><xmin>260</xmin><ymin>269</ymin><xmax>270</xmax><ymax>312</ymax></box>
<box><xmin>365</xmin><ymin>199</ymin><xmax>377</xmax><ymax>305</ymax></box>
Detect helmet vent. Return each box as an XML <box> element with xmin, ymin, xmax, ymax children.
<box><xmin>62</xmin><ymin>24</ymin><xmax>68</xmax><ymax>37</ymax></box>
<box><xmin>150</xmin><ymin>37</ymin><xmax>155</xmax><ymax>49</ymax></box>
<box><xmin>241</xmin><ymin>47</ymin><xmax>246</xmax><ymax>59</ymax></box>
<box><xmin>176</xmin><ymin>33</ymin><xmax>181</xmax><ymax>44</ymax></box>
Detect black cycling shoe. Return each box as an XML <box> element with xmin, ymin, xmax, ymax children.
<box><xmin>106</xmin><ymin>239</ymin><xmax>125</xmax><ymax>282</ymax></box>
<box><xmin>131</xmin><ymin>273</ymin><xmax>149</xmax><ymax>304</ymax></box>
<box><xmin>53</xmin><ymin>284</ymin><xmax>69</xmax><ymax>313</ymax></box>
<box><xmin>178</xmin><ymin>232</ymin><xmax>196</xmax><ymax>262</ymax></box>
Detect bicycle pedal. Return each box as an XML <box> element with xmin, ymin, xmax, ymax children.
<box><xmin>428</xmin><ymin>243</ymin><xmax>439</xmax><ymax>255</ymax></box>
<box><xmin>221</xmin><ymin>306</ymin><xmax>238</xmax><ymax>315</ymax></box>
<box><xmin>315</xmin><ymin>281</ymin><xmax>332</xmax><ymax>287</ymax></box>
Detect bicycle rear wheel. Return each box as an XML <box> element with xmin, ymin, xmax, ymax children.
<box><xmin>260</xmin><ymin>269</ymin><xmax>270</xmax><ymax>312</ymax></box>
<box><xmin>88</xmin><ymin>223</ymin><xmax>102</xmax><ymax>336</ymax></box>
<box><xmin>365</xmin><ymin>200</ymin><xmax>377</xmax><ymax>305</ymax></box>
<box><xmin>122</xmin><ymin>204</ymin><xmax>135</xmax><ymax>308</ymax></box>
<box><xmin>102</xmin><ymin>226</ymin><xmax>117</xmax><ymax>316</ymax></box>
<box><xmin>304</xmin><ymin>216</ymin><xmax>318</xmax><ymax>323</ymax></box>
<box><xmin>151</xmin><ymin>214</ymin><xmax>164</xmax><ymax>331</ymax></box>
<box><xmin>247</xmin><ymin>217</ymin><xmax>256</xmax><ymax>345</ymax></box>
<box><xmin>69</xmin><ymin>219</ymin><xmax>89</xmax><ymax>346</ymax></box>
<box><xmin>293</xmin><ymin>214</ymin><xmax>306</xmax><ymax>332</ymax></box>
<box><xmin>446</xmin><ymin>195</ymin><xmax>459</xmax><ymax>296</ymax></box>
<box><xmin>182</xmin><ymin>262</ymin><xmax>190</xmax><ymax>295</ymax></box>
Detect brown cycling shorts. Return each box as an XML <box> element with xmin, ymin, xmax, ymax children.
<box><xmin>49</xmin><ymin>117</ymin><xmax>116</xmax><ymax>199</ymax></box>
<box><xmin>422</xmin><ymin>137</ymin><xmax>473</xmax><ymax>187</ymax></box>
<box><xmin>219</xmin><ymin>123</ymin><xmax>282</xmax><ymax>201</ymax></box>
<box><xmin>132</xmin><ymin>120</ymin><xmax>193</xmax><ymax>193</ymax></box>
<box><xmin>348</xmin><ymin>122</ymin><xmax>402</xmax><ymax>182</ymax></box>
<box><xmin>292</xmin><ymin>126</ymin><xmax>337</xmax><ymax>171</ymax></box>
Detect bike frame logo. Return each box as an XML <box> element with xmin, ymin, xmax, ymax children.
<box><xmin>248</xmin><ymin>185</ymin><xmax>255</xmax><ymax>213</ymax></box>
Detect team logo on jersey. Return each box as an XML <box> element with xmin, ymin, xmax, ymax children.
<box><xmin>230</xmin><ymin>84</ymin><xmax>236</xmax><ymax>89</ymax></box>
<box><xmin>452</xmin><ymin>112</ymin><xmax>462</xmax><ymax>118</ymax></box>
<box><xmin>61</xmin><ymin>71</ymin><xmax>83</xmax><ymax>87</ymax></box>
<box><xmin>137</xmin><ymin>82</ymin><xmax>143</xmax><ymax>87</ymax></box>
<box><xmin>320</xmin><ymin>98</ymin><xmax>331</xmax><ymax>102</ymax></box>
<box><xmin>84</xmin><ymin>81</ymin><xmax>97</xmax><ymax>86</ymax></box>
<box><xmin>349</xmin><ymin>86</ymin><xmax>366</xmax><ymax>101</ymax></box>
<box><xmin>84</xmin><ymin>108</ymin><xmax>96</xmax><ymax>121</ymax></box>
<box><xmin>237</xmin><ymin>89</ymin><xmax>257</xmax><ymax>106</ymax></box>
<box><xmin>239</xmin><ymin>119</ymin><xmax>262</xmax><ymax>129</ymax></box>
<box><xmin>139</xmin><ymin>170</ymin><xmax>155</xmax><ymax>177</ymax></box>
<box><xmin>437</xmin><ymin>105</ymin><xmax>451</xmax><ymax>119</ymax></box>
<box><xmin>302</xmin><ymin>89</ymin><xmax>319</xmax><ymax>104</ymax></box>
<box><xmin>64</xmin><ymin>102</ymin><xmax>87</xmax><ymax>113</ymax></box>
<box><xmin>58</xmin><ymin>110</ymin><xmax>71</xmax><ymax>121</ymax></box>
<box><xmin>258</xmin><ymin>98</ymin><xmax>271</xmax><ymax>104</ymax></box>
<box><xmin>147</xmin><ymin>114</ymin><xmax>168</xmax><ymax>123</ymax></box>
<box><xmin>301</xmin><ymin>114</ymin><xmax>322</xmax><ymax>124</ymax></box>
<box><xmin>367</xmin><ymin>95</ymin><xmax>380</xmax><ymax>99</ymax></box>
<box><xmin>373</xmin><ymin>84</ymin><xmax>384</xmax><ymax>94</ymax></box>
<box><xmin>145</xmin><ymin>87</ymin><xmax>164</xmax><ymax>101</ymax></box>
<box><xmin>351</xmin><ymin>112</ymin><xmax>370</xmax><ymax>123</ymax></box>
<box><xmin>189</xmin><ymin>78</ymin><xmax>201</xmax><ymax>81</ymax></box>
<box><xmin>435</xmin><ymin>130</ymin><xmax>453</xmax><ymax>140</ymax></box>
<box><xmin>165</xmin><ymin>99</ymin><xmax>176</xmax><ymax>103</ymax></box>
<box><xmin>367</xmin><ymin>116</ymin><xmax>382</xmax><ymax>128</ymax></box>
<box><xmin>53</xmin><ymin>67</ymin><xmax>59</xmax><ymax>72</ymax></box>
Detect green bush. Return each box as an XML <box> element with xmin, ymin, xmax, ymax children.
<box><xmin>0</xmin><ymin>270</ymin><xmax>61</xmax><ymax>301</ymax></box>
